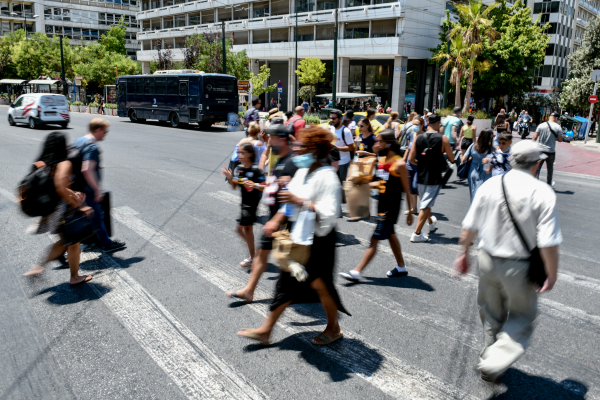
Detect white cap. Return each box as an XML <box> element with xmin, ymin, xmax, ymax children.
<box><xmin>509</xmin><ymin>140</ymin><xmax>547</xmax><ymax>165</ymax></box>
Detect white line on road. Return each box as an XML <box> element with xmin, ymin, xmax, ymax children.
<box><xmin>81</xmin><ymin>252</ymin><xmax>269</xmax><ymax>400</ymax></box>
<box><xmin>112</xmin><ymin>206</ymin><xmax>478</xmax><ymax>400</ymax></box>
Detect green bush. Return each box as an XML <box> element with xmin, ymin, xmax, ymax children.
<box><xmin>436</xmin><ymin>107</ymin><xmax>491</xmax><ymax>120</ymax></box>
<box><xmin>238</xmin><ymin>111</ymin><xmax>245</xmax><ymax>119</ymax></box>
<box><xmin>104</xmin><ymin>103</ymin><xmax>117</xmax><ymax>109</ymax></box>
<box><xmin>303</xmin><ymin>113</ymin><xmax>321</xmax><ymax>125</ymax></box>
<box><xmin>88</xmin><ymin>102</ymin><xmax>99</xmax><ymax>107</ymax></box>
<box><xmin>71</xmin><ymin>101</ymin><xmax>83</xmax><ymax>106</ymax></box>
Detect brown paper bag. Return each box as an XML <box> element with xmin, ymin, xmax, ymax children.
<box><xmin>343</xmin><ymin>181</ymin><xmax>371</xmax><ymax>219</ymax></box>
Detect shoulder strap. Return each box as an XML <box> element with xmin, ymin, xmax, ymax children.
<box><xmin>546</xmin><ymin>122</ymin><xmax>558</xmax><ymax>138</ymax></box>
<box><xmin>501</xmin><ymin>174</ymin><xmax>531</xmax><ymax>252</ymax></box>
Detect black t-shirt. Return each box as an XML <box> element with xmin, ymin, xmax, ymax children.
<box><xmin>328</xmin><ymin>147</ymin><xmax>341</xmax><ymax>165</ymax></box>
<box><xmin>234</xmin><ymin>165</ymin><xmax>265</xmax><ymax>209</ymax></box>
<box><xmin>263</xmin><ymin>152</ymin><xmax>298</xmax><ymax>217</ymax></box>
<box><xmin>374</xmin><ymin>156</ymin><xmax>403</xmax><ymax>225</ymax></box>
<box><xmin>357</xmin><ymin>134</ymin><xmax>375</xmax><ymax>156</ymax></box>
<box><xmin>415</xmin><ymin>131</ymin><xmax>446</xmax><ymax>185</ymax></box>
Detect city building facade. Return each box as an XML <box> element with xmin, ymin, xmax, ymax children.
<box><xmin>135</xmin><ymin>0</ymin><xmax>447</xmax><ymax>112</ymax></box>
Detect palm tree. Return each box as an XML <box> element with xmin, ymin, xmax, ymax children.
<box><xmin>433</xmin><ymin>34</ymin><xmax>468</xmax><ymax>109</ymax></box>
<box><xmin>462</xmin><ymin>51</ymin><xmax>492</xmax><ymax>110</ymax></box>
<box><xmin>449</xmin><ymin>0</ymin><xmax>500</xmax><ymax>113</ymax></box>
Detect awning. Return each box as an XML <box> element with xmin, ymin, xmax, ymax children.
<box><xmin>315</xmin><ymin>92</ymin><xmax>375</xmax><ymax>99</ymax></box>
<box><xmin>28</xmin><ymin>79</ymin><xmax>60</xmax><ymax>85</ymax></box>
<box><xmin>0</xmin><ymin>79</ymin><xmax>27</xmax><ymax>84</ymax></box>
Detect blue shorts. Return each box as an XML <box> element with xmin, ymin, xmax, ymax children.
<box><xmin>372</xmin><ymin>222</ymin><xmax>395</xmax><ymax>240</ymax></box>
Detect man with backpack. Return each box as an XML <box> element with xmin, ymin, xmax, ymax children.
<box><xmin>285</xmin><ymin>106</ymin><xmax>306</xmax><ymax>137</ymax></box>
<box><xmin>533</xmin><ymin>111</ymin><xmax>563</xmax><ymax>188</ymax></box>
<box><xmin>330</xmin><ymin>109</ymin><xmax>355</xmax><ymax>183</ymax></box>
<box><xmin>244</xmin><ymin>98</ymin><xmax>261</xmax><ymax>135</ymax></box>
<box><xmin>73</xmin><ymin>118</ymin><xmax>126</xmax><ymax>253</ymax></box>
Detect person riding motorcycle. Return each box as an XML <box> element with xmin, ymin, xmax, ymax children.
<box><xmin>518</xmin><ymin>111</ymin><xmax>532</xmax><ymax>139</ymax></box>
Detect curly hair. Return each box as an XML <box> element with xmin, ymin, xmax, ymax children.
<box><xmin>299</xmin><ymin>126</ymin><xmax>333</xmax><ymax>160</ymax></box>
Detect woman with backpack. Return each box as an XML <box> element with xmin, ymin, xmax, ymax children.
<box><xmin>462</xmin><ymin>128</ymin><xmax>494</xmax><ymax>202</ymax></box>
<box><xmin>23</xmin><ymin>132</ymin><xmax>94</xmax><ymax>286</ymax></box>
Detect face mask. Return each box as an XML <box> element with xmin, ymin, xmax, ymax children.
<box><xmin>293</xmin><ymin>153</ymin><xmax>316</xmax><ymax>168</ymax></box>
<box><xmin>271</xmin><ymin>144</ymin><xmax>282</xmax><ymax>155</ymax></box>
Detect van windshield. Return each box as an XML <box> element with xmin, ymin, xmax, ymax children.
<box><xmin>41</xmin><ymin>96</ymin><xmax>67</xmax><ymax>106</ymax></box>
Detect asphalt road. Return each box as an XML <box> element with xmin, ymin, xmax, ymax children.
<box><xmin>1</xmin><ymin>107</ymin><xmax>599</xmax><ymax>400</ymax></box>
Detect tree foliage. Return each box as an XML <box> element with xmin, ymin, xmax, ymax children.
<box><xmin>73</xmin><ymin>43</ymin><xmax>139</xmax><ymax>87</ymax></box>
<box><xmin>184</xmin><ymin>33</ymin><xmax>251</xmax><ymax>80</ymax></box>
<box><xmin>433</xmin><ymin>34</ymin><xmax>468</xmax><ymax>107</ymax></box>
<box><xmin>154</xmin><ymin>39</ymin><xmax>174</xmax><ymax>71</ymax></box>
<box><xmin>295</xmin><ymin>57</ymin><xmax>326</xmax><ymax>107</ymax></box>
<box><xmin>250</xmin><ymin>64</ymin><xmax>277</xmax><ymax>97</ymax></box>
<box><xmin>99</xmin><ymin>15</ymin><xmax>128</xmax><ymax>55</ymax></box>
<box><xmin>298</xmin><ymin>85</ymin><xmax>315</xmax><ymax>101</ymax></box>
<box><xmin>560</xmin><ymin>16</ymin><xmax>600</xmax><ymax>111</ymax></box>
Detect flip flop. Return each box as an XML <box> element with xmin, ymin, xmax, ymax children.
<box><xmin>227</xmin><ymin>290</ymin><xmax>252</xmax><ymax>302</ymax></box>
<box><xmin>311</xmin><ymin>332</ymin><xmax>344</xmax><ymax>346</ymax></box>
<box><xmin>237</xmin><ymin>329</ymin><xmax>270</xmax><ymax>346</ymax></box>
<box><xmin>70</xmin><ymin>275</ymin><xmax>92</xmax><ymax>286</ymax></box>
<box><xmin>240</xmin><ymin>258</ymin><xmax>253</xmax><ymax>268</ymax></box>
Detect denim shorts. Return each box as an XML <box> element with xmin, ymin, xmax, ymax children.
<box><xmin>418</xmin><ymin>184</ymin><xmax>441</xmax><ymax>210</ymax></box>
<box><xmin>372</xmin><ymin>222</ymin><xmax>395</xmax><ymax>240</ymax></box>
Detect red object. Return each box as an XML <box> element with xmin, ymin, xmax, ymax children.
<box><xmin>590</xmin><ymin>95</ymin><xmax>598</xmax><ymax>103</ymax></box>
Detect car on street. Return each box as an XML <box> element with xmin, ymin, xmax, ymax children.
<box><xmin>7</xmin><ymin>93</ymin><xmax>70</xmax><ymax>129</ymax></box>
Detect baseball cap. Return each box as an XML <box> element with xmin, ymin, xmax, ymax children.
<box><xmin>550</xmin><ymin>111</ymin><xmax>560</xmax><ymax>117</ymax></box>
<box><xmin>266</xmin><ymin>121</ymin><xmax>291</xmax><ymax>138</ymax></box>
<box><xmin>509</xmin><ymin>140</ymin><xmax>547</xmax><ymax>165</ymax></box>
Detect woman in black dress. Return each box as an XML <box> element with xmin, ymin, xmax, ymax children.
<box><xmin>237</xmin><ymin>126</ymin><xmax>349</xmax><ymax>346</ymax></box>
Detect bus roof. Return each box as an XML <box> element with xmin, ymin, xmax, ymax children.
<box><xmin>119</xmin><ymin>73</ymin><xmax>235</xmax><ymax>79</ymax></box>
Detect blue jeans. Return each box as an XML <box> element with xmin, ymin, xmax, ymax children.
<box><xmin>84</xmin><ymin>190</ymin><xmax>111</xmax><ymax>247</ymax></box>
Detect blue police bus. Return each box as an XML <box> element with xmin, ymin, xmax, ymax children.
<box><xmin>116</xmin><ymin>72</ymin><xmax>238</xmax><ymax>129</ymax></box>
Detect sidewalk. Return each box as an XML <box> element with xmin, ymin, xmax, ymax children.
<box><xmin>570</xmin><ymin>138</ymin><xmax>600</xmax><ymax>153</ymax></box>
<box><xmin>554</xmin><ymin>139</ymin><xmax>600</xmax><ymax>177</ymax></box>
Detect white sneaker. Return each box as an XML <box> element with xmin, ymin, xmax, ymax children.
<box><xmin>551</xmin><ymin>181</ymin><xmax>555</xmax><ymax>188</ymax></box>
<box><xmin>339</xmin><ymin>270</ymin><xmax>363</xmax><ymax>282</ymax></box>
<box><xmin>410</xmin><ymin>232</ymin><xmax>429</xmax><ymax>243</ymax></box>
<box><xmin>427</xmin><ymin>215</ymin><xmax>437</xmax><ymax>233</ymax></box>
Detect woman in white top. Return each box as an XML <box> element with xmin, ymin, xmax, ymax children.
<box><xmin>237</xmin><ymin>127</ymin><xmax>349</xmax><ymax>346</ymax></box>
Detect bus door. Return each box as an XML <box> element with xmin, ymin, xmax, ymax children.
<box><xmin>117</xmin><ymin>79</ymin><xmax>127</xmax><ymax>117</ymax></box>
<box><xmin>179</xmin><ymin>81</ymin><xmax>189</xmax><ymax>122</ymax></box>
<box><xmin>188</xmin><ymin>77</ymin><xmax>199</xmax><ymax>122</ymax></box>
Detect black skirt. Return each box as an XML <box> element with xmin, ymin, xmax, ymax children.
<box><xmin>270</xmin><ymin>229</ymin><xmax>350</xmax><ymax>315</ymax></box>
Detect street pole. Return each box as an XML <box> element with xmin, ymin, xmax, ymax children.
<box><xmin>60</xmin><ymin>36</ymin><xmax>66</xmax><ymax>97</ymax></box>
<box><xmin>332</xmin><ymin>8</ymin><xmax>338</xmax><ymax>109</ymax></box>
<box><xmin>294</xmin><ymin>0</ymin><xmax>298</xmax><ymax>108</ymax></box>
<box><xmin>443</xmin><ymin>40</ymin><xmax>449</xmax><ymax>109</ymax></box>
<box><xmin>584</xmin><ymin>81</ymin><xmax>597</xmax><ymax>144</ymax></box>
<box><xmin>222</xmin><ymin>21</ymin><xmax>227</xmax><ymax>74</ymax></box>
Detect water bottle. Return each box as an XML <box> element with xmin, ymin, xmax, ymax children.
<box><xmin>281</xmin><ymin>187</ymin><xmax>294</xmax><ymax>216</ymax></box>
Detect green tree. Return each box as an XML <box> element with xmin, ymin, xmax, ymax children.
<box><xmin>295</xmin><ymin>57</ymin><xmax>326</xmax><ymax>108</ymax></box>
<box><xmin>99</xmin><ymin>15</ymin><xmax>127</xmax><ymax>55</ymax></box>
<box><xmin>433</xmin><ymin>34</ymin><xmax>468</xmax><ymax>108</ymax></box>
<box><xmin>250</xmin><ymin>64</ymin><xmax>277</xmax><ymax>97</ymax></box>
<box><xmin>73</xmin><ymin>43</ymin><xmax>139</xmax><ymax>87</ymax></box>
<box><xmin>560</xmin><ymin>16</ymin><xmax>600</xmax><ymax>112</ymax></box>
<box><xmin>298</xmin><ymin>85</ymin><xmax>315</xmax><ymax>101</ymax></box>
<box><xmin>185</xmin><ymin>33</ymin><xmax>251</xmax><ymax>80</ymax></box>
<box><xmin>10</xmin><ymin>32</ymin><xmax>69</xmax><ymax>79</ymax></box>
<box><xmin>0</xmin><ymin>30</ymin><xmax>25</xmax><ymax>79</ymax></box>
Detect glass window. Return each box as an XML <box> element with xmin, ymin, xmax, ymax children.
<box><xmin>45</xmin><ymin>25</ymin><xmax>53</xmax><ymax>33</ymax></box>
<box><xmin>271</xmin><ymin>0</ymin><xmax>289</xmax><ymax>15</ymax></box>
<box><xmin>345</xmin><ymin>22</ymin><xmax>369</xmax><ymax>38</ymax></box>
<box><xmin>164</xmin><ymin>19</ymin><xmax>173</xmax><ymax>28</ymax></box>
<box><xmin>164</xmin><ymin>0</ymin><xmax>173</xmax><ymax>5</ymax></box>
<box><xmin>296</xmin><ymin>0</ymin><xmax>314</xmax><ymax>12</ymax></box>
<box><xmin>24</xmin><ymin>3</ymin><xmax>33</xmax><ymax>17</ymax></box>
<box><xmin>44</xmin><ymin>7</ymin><xmax>52</xmax><ymax>19</ymax></box>
<box><xmin>0</xmin><ymin>2</ymin><xmax>9</xmax><ymax>16</ymax></box>
<box><xmin>134</xmin><ymin>78</ymin><xmax>143</xmax><ymax>94</ymax></box>
<box><xmin>90</xmin><ymin>12</ymin><xmax>99</xmax><ymax>24</ymax></box>
<box><xmin>253</xmin><ymin>29</ymin><xmax>269</xmax><ymax>43</ymax></box>
<box><xmin>155</xmin><ymin>77</ymin><xmax>167</xmax><ymax>94</ymax></box>
<box><xmin>175</xmin><ymin>36</ymin><xmax>185</xmax><ymax>48</ymax></box>
<box><xmin>54</xmin><ymin>26</ymin><xmax>62</xmax><ymax>34</ymax></box>
<box><xmin>317</xmin><ymin>0</ymin><xmax>337</xmax><ymax>9</ymax></box>
<box><xmin>316</xmin><ymin>24</ymin><xmax>334</xmax><ymax>40</ymax></box>
<box><xmin>271</xmin><ymin>28</ymin><xmax>288</xmax><ymax>42</ymax></box>
<box><xmin>175</xmin><ymin>15</ymin><xmax>185</xmax><ymax>26</ymax></box>
<box><xmin>348</xmin><ymin>64</ymin><xmax>362</xmax><ymax>93</ymax></box>
<box><xmin>71</xmin><ymin>10</ymin><xmax>79</xmax><ymax>22</ymax></box>
<box><xmin>371</xmin><ymin>19</ymin><xmax>395</xmax><ymax>37</ymax></box>
<box><xmin>13</xmin><ymin>22</ymin><xmax>23</xmax><ymax>31</ymax></box>
<box><xmin>204</xmin><ymin>77</ymin><xmax>236</xmax><ymax>93</ymax></box>
<box><xmin>233</xmin><ymin>30</ymin><xmax>248</xmax><ymax>45</ymax></box>
<box><xmin>298</xmin><ymin>25</ymin><xmax>314</xmax><ymax>41</ymax></box>
<box><xmin>144</xmin><ymin>77</ymin><xmax>154</xmax><ymax>94</ymax></box>
<box><xmin>202</xmin><ymin>10</ymin><xmax>214</xmax><ymax>23</ymax></box>
<box><xmin>127</xmin><ymin>80</ymin><xmax>135</xmax><ymax>93</ymax></box>
<box><xmin>151</xmin><ymin>0</ymin><xmax>159</xmax><ymax>8</ymax></box>
<box><xmin>179</xmin><ymin>82</ymin><xmax>187</xmax><ymax>96</ymax></box>
<box><xmin>233</xmin><ymin>5</ymin><xmax>248</xmax><ymax>20</ymax></box>
<box><xmin>374</xmin><ymin>0</ymin><xmax>394</xmax><ymax>3</ymax></box>
<box><xmin>346</xmin><ymin>0</ymin><xmax>368</xmax><ymax>6</ymax></box>
<box><xmin>365</xmin><ymin>64</ymin><xmax>389</xmax><ymax>92</ymax></box>
<box><xmin>54</xmin><ymin>8</ymin><xmax>63</xmax><ymax>20</ymax></box>
<box><xmin>189</xmin><ymin>13</ymin><xmax>200</xmax><ymax>25</ymax></box>
<box><xmin>12</xmin><ymin>3</ymin><xmax>22</xmax><ymax>15</ymax></box>
<box><xmin>189</xmin><ymin>77</ymin><xmax>199</xmax><ymax>96</ymax></box>
<box><xmin>1</xmin><ymin>21</ymin><xmax>9</xmax><ymax>35</ymax></box>
<box><xmin>254</xmin><ymin>1</ymin><xmax>269</xmax><ymax>17</ymax></box>
<box><xmin>168</xmin><ymin>78</ymin><xmax>179</xmax><ymax>96</ymax></box>
<box><xmin>217</xmin><ymin>7</ymin><xmax>232</xmax><ymax>21</ymax></box>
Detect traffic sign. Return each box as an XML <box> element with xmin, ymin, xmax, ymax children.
<box><xmin>591</xmin><ymin>70</ymin><xmax>600</xmax><ymax>82</ymax></box>
<box><xmin>589</xmin><ymin>95</ymin><xmax>598</xmax><ymax>104</ymax></box>
<box><xmin>277</xmin><ymin>81</ymin><xmax>283</xmax><ymax>88</ymax></box>
<box><xmin>74</xmin><ymin>76</ymin><xmax>82</xmax><ymax>86</ymax></box>
<box><xmin>237</xmin><ymin>80</ymin><xmax>251</xmax><ymax>94</ymax></box>
<box><xmin>277</xmin><ymin>87</ymin><xmax>283</xmax><ymax>93</ymax></box>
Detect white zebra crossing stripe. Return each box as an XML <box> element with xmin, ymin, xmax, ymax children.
<box><xmin>79</xmin><ymin>251</ymin><xmax>269</xmax><ymax>400</ymax></box>
<box><xmin>112</xmin><ymin>206</ymin><xmax>479</xmax><ymax>400</ymax></box>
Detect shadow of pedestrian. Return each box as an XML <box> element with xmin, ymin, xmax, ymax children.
<box><xmin>346</xmin><ymin>276</ymin><xmax>434</xmax><ymax>292</ymax></box>
<box><xmin>487</xmin><ymin>369</ymin><xmax>588</xmax><ymax>399</ymax></box>
<box><xmin>554</xmin><ymin>190</ymin><xmax>575</xmax><ymax>195</ymax></box>
<box><xmin>335</xmin><ymin>232</ymin><xmax>362</xmax><ymax>247</ymax></box>
<box><xmin>36</xmin><ymin>281</ymin><xmax>110</xmax><ymax>305</ymax></box>
<box><xmin>243</xmin><ymin>332</ymin><xmax>384</xmax><ymax>382</ymax></box>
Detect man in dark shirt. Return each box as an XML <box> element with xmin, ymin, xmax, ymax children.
<box><xmin>226</xmin><ymin>123</ymin><xmax>297</xmax><ymax>302</ymax></box>
<box><xmin>73</xmin><ymin>118</ymin><xmax>126</xmax><ymax>253</ymax></box>
<box><xmin>244</xmin><ymin>98</ymin><xmax>261</xmax><ymax>136</ymax></box>
<box><xmin>408</xmin><ymin>113</ymin><xmax>454</xmax><ymax>243</ymax></box>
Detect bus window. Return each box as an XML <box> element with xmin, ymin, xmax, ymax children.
<box><xmin>118</xmin><ymin>82</ymin><xmax>126</xmax><ymax>95</ymax></box>
<box><xmin>136</xmin><ymin>78</ymin><xmax>144</xmax><ymax>94</ymax></box>
<box><xmin>189</xmin><ymin>78</ymin><xmax>199</xmax><ymax>96</ymax></box>
<box><xmin>167</xmin><ymin>77</ymin><xmax>178</xmax><ymax>95</ymax></box>
<box><xmin>180</xmin><ymin>81</ymin><xmax>188</xmax><ymax>96</ymax></box>
<box><xmin>155</xmin><ymin>77</ymin><xmax>167</xmax><ymax>95</ymax></box>
<box><xmin>204</xmin><ymin>77</ymin><xmax>236</xmax><ymax>94</ymax></box>
<box><xmin>127</xmin><ymin>80</ymin><xmax>135</xmax><ymax>94</ymax></box>
<box><xmin>144</xmin><ymin>77</ymin><xmax>154</xmax><ymax>95</ymax></box>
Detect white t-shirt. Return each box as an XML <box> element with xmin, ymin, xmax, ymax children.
<box><xmin>332</xmin><ymin>126</ymin><xmax>354</xmax><ymax>165</ymax></box>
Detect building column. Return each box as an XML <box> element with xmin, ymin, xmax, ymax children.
<box><xmin>288</xmin><ymin>57</ymin><xmax>296</xmax><ymax>110</ymax></box>
<box><xmin>142</xmin><ymin>61</ymin><xmax>151</xmax><ymax>74</ymax></box>
<box><xmin>250</xmin><ymin>59</ymin><xmax>260</xmax><ymax>100</ymax></box>
<box><xmin>338</xmin><ymin>57</ymin><xmax>349</xmax><ymax>93</ymax></box>
<box><xmin>391</xmin><ymin>56</ymin><xmax>408</xmax><ymax>115</ymax></box>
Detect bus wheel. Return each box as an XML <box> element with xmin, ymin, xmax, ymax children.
<box><xmin>129</xmin><ymin>109</ymin><xmax>140</xmax><ymax>122</ymax></box>
<box><xmin>169</xmin><ymin>112</ymin><xmax>180</xmax><ymax>128</ymax></box>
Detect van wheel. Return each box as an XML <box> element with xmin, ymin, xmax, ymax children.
<box><xmin>169</xmin><ymin>113</ymin><xmax>180</xmax><ymax>128</ymax></box>
<box><xmin>8</xmin><ymin>115</ymin><xmax>15</xmax><ymax>126</ymax></box>
<box><xmin>29</xmin><ymin>118</ymin><xmax>37</xmax><ymax>129</ymax></box>
<box><xmin>60</xmin><ymin>122</ymin><xmax>68</xmax><ymax>129</ymax></box>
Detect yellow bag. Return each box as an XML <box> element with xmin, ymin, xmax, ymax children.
<box><xmin>272</xmin><ymin>230</ymin><xmax>311</xmax><ymax>282</ymax></box>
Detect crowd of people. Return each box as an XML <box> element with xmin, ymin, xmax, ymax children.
<box><xmin>20</xmin><ymin>103</ymin><xmax>563</xmax><ymax>384</ymax></box>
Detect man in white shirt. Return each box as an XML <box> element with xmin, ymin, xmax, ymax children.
<box><xmin>330</xmin><ymin>109</ymin><xmax>355</xmax><ymax>183</ymax></box>
<box><xmin>533</xmin><ymin>111</ymin><xmax>563</xmax><ymax>187</ymax></box>
<box><xmin>454</xmin><ymin>140</ymin><xmax>562</xmax><ymax>383</ymax></box>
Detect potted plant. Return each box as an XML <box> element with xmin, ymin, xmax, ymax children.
<box><xmin>0</xmin><ymin>93</ymin><xmax>9</xmax><ymax>105</ymax></box>
<box><xmin>88</xmin><ymin>101</ymin><xmax>99</xmax><ymax>114</ymax></box>
<box><xmin>303</xmin><ymin>114</ymin><xmax>322</xmax><ymax>127</ymax></box>
<box><xmin>71</xmin><ymin>101</ymin><xmax>83</xmax><ymax>112</ymax></box>
<box><xmin>105</xmin><ymin>103</ymin><xmax>117</xmax><ymax>116</ymax></box>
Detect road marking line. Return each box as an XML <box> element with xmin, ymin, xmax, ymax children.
<box><xmin>80</xmin><ymin>251</ymin><xmax>269</xmax><ymax>400</ymax></box>
<box><xmin>209</xmin><ymin>190</ymin><xmax>269</xmax><ymax>214</ymax></box>
<box><xmin>113</xmin><ymin>206</ymin><xmax>478</xmax><ymax>400</ymax></box>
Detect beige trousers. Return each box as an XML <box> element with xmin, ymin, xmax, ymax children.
<box><xmin>477</xmin><ymin>249</ymin><xmax>538</xmax><ymax>377</ymax></box>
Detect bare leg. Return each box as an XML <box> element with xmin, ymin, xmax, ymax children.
<box><xmin>388</xmin><ymin>234</ymin><xmax>405</xmax><ymax>267</ymax></box>
<box><xmin>244</xmin><ymin>226</ymin><xmax>255</xmax><ymax>259</ymax></box>
<box><xmin>24</xmin><ymin>241</ymin><xmax>67</xmax><ymax>276</ymax></box>
<box><xmin>415</xmin><ymin>208</ymin><xmax>431</xmax><ymax>235</ymax></box>
<box><xmin>238</xmin><ymin>300</ymin><xmax>292</xmax><ymax>343</ymax></box>
<box><xmin>354</xmin><ymin>238</ymin><xmax>379</xmax><ymax>273</ymax></box>
<box><xmin>310</xmin><ymin>278</ymin><xmax>341</xmax><ymax>339</ymax></box>
<box><xmin>68</xmin><ymin>243</ymin><xmax>88</xmax><ymax>284</ymax></box>
<box><xmin>226</xmin><ymin>249</ymin><xmax>270</xmax><ymax>301</ymax></box>
<box><xmin>410</xmin><ymin>194</ymin><xmax>418</xmax><ymax>212</ymax></box>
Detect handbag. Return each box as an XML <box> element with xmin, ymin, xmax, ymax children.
<box><xmin>457</xmin><ymin>146</ymin><xmax>471</xmax><ymax>180</ymax></box>
<box><xmin>272</xmin><ymin>229</ymin><xmax>311</xmax><ymax>281</ymax></box>
<box><xmin>343</xmin><ymin>181</ymin><xmax>370</xmax><ymax>219</ymax></box>
<box><xmin>61</xmin><ymin>210</ymin><xmax>96</xmax><ymax>246</ymax></box>
<box><xmin>501</xmin><ymin>174</ymin><xmax>547</xmax><ymax>287</ymax></box>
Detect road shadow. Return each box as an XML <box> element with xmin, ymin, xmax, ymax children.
<box><xmin>343</xmin><ymin>275</ymin><xmax>435</xmax><ymax>292</ymax></box>
<box><xmin>554</xmin><ymin>190</ymin><xmax>575</xmax><ymax>195</ymax></box>
<box><xmin>243</xmin><ymin>331</ymin><xmax>383</xmax><ymax>382</ymax></box>
<box><xmin>487</xmin><ymin>369</ymin><xmax>588</xmax><ymax>399</ymax></box>
<box><xmin>227</xmin><ymin>298</ymin><xmax>272</xmax><ymax>309</ymax></box>
<box><xmin>431</xmin><ymin>212</ymin><xmax>449</xmax><ymax>221</ymax></box>
<box><xmin>36</xmin><ymin>281</ymin><xmax>110</xmax><ymax>305</ymax></box>
<box><xmin>335</xmin><ymin>231</ymin><xmax>362</xmax><ymax>247</ymax></box>
<box><xmin>426</xmin><ymin>232</ymin><xmax>460</xmax><ymax>246</ymax></box>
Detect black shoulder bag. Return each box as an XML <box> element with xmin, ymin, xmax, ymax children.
<box><xmin>501</xmin><ymin>174</ymin><xmax>547</xmax><ymax>287</ymax></box>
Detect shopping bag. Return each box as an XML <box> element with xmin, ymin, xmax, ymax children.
<box><xmin>272</xmin><ymin>230</ymin><xmax>311</xmax><ymax>282</ymax></box>
<box><xmin>347</xmin><ymin>157</ymin><xmax>377</xmax><ymax>184</ymax></box>
<box><xmin>343</xmin><ymin>181</ymin><xmax>370</xmax><ymax>219</ymax></box>
<box><xmin>290</xmin><ymin>207</ymin><xmax>316</xmax><ymax>245</ymax></box>
<box><xmin>61</xmin><ymin>211</ymin><xmax>96</xmax><ymax>246</ymax></box>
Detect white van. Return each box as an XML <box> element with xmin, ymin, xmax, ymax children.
<box><xmin>7</xmin><ymin>93</ymin><xmax>70</xmax><ymax>129</ymax></box>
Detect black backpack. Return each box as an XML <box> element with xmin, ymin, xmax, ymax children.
<box><xmin>68</xmin><ymin>141</ymin><xmax>95</xmax><ymax>192</ymax></box>
<box><xmin>18</xmin><ymin>162</ymin><xmax>60</xmax><ymax>217</ymax></box>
